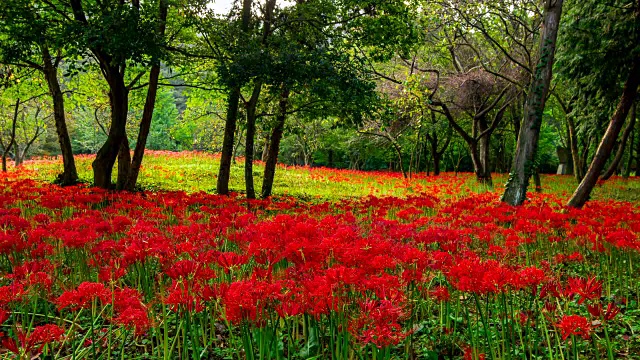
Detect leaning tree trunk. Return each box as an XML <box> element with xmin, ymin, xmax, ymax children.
<box><xmin>125</xmin><ymin>0</ymin><xmax>169</xmax><ymax>191</ymax></box>
<box><xmin>501</xmin><ymin>0</ymin><xmax>563</xmax><ymax>205</ymax></box>
<box><xmin>42</xmin><ymin>47</ymin><xmax>78</xmax><ymax>185</ymax></box>
<box><xmin>567</xmin><ymin>56</ymin><xmax>640</xmax><ymax>208</ymax></box>
<box><xmin>601</xmin><ymin>102</ymin><xmax>636</xmax><ymax>180</ymax></box>
<box><xmin>92</xmin><ymin>69</ymin><xmax>129</xmax><ymax>189</ymax></box>
<box><xmin>261</xmin><ymin>88</ymin><xmax>290</xmax><ymax>198</ymax></box>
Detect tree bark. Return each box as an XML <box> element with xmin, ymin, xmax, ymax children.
<box><xmin>116</xmin><ymin>137</ymin><xmax>131</xmax><ymax>190</ymax></box>
<box><xmin>124</xmin><ymin>0</ymin><xmax>169</xmax><ymax>191</ymax></box>
<box><xmin>601</xmin><ymin>102</ymin><xmax>636</xmax><ymax>180</ymax></box>
<box><xmin>478</xmin><ymin>132</ymin><xmax>492</xmax><ymax>186</ymax></box>
<box><xmin>261</xmin><ymin>133</ymin><xmax>270</xmax><ymax>162</ymax></box>
<box><xmin>261</xmin><ymin>88</ymin><xmax>290</xmax><ymax>198</ymax></box>
<box><xmin>217</xmin><ymin>0</ymin><xmax>252</xmax><ymax>195</ymax></box>
<box><xmin>566</xmin><ymin>116</ymin><xmax>583</xmax><ymax>181</ymax></box>
<box><xmin>92</xmin><ymin>68</ymin><xmax>129</xmax><ymax>189</ymax></box>
<box><xmin>217</xmin><ymin>89</ymin><xmax>241</xmax><ymax>195</ymax></box>
<box><xmin>42</xmin><ymin>46</ymin><xmax>78</xmax><ymax>185</ymax></box>
<box><xmin>2</xmin><ymin>99</ymin><xmax>19</xmax><ymax>172</ymax></box>
<box><xmin>568</xmin><ymin>56</ymin><xmax>640</xmax><ymax>208</ymax></box>
<box><xmin>501</xmin><ymin>0</ymin><xmax>563</xmax><ymax>205</ymax></box>
<box><xmin>623</xmin><ymin>126</ymin><xmax>634</xmax><ymax>178</ymax></box>
<box><xmin>244</xmin><ymin>82</ymin><xmax>262</xmax><ymax>199</ymax></box>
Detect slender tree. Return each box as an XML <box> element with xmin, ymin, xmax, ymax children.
<box><xmin>0</xmin><ymin>1</ymin><xmax>78</xmax><ymax>185</ymax></box>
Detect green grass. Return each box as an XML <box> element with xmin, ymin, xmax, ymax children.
<box><xmin>23</xmin><ymin>151</ymin><xmax>640</xmax><ymax>203</ymax></box>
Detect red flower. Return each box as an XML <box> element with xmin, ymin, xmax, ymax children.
<box><xmin>112</xmin><ymin>307</ymin><xmax>150</xmax><ymax>335</ymax></box>
<box><xmin>429</xmin><ymin>286</ymin><xmax>450</xmax><ymax>302</ymax></box>
<box><xmin>556</xmin><ymin>315</ymin><xmax>592</xmax><ymax>340</ymax></box>
<box><xmin>566</xmin><ymin>277</ymin><xmax>602</xmax><ymax>304</ymax></box>
<box><xmin>56</xmin><ymin>282</ymin><xmax>111</xmax><ymax>311</ymax></box>
<box><xmin>587</xmin><ymin>303</ymin><xmax>621</xmax><ymax>321</ymax></box>
<box><xmin>3</xmin><ymin>324</ymin><xmax>65</xmax><ymax>355</ymax></box>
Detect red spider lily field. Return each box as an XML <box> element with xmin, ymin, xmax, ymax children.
<box><xmin>1</xmin><ymin>152</ymin><xmax>640</xmax><ymax>359</ymax></box>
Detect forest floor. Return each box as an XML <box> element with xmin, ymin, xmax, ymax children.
<box><xmin>0</xmin><ymin>151</ymin><xmax>637</xmax><ymax>359</ymax></box>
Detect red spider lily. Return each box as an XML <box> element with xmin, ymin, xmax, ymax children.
<box><xmin>0</xmin><ymin>284</ymin><xmax>25</xmax><ymax>306</ymax></box>
<box><xmin>587</xmin><ymin>303</ymin><xmax>621</xmax><ymax>321</ymax></box>
<box><xmin>463</xmin><ymin>345</ymin><xmax>486</xmax><ymax>360</ymax></box>
<box><xmin>428</xmin><ymin>285</ymin><xmax>450</xmax><ymax>302</ymax></box>
<box><xmin>164</xmin><ymin>281</ymin><xmax>205</xmax><ymax>313</ymax></box>
<box><xmin>0</xmin><ymin>309</ymin><xmax>9</xmax><ymax>324</ymax></box>
<box><xmin>112</xmin><ymin>307</ymin><xmax>150</xmax><ymax>335</ymax></box>
<box><xmin>164</xmin><ymin>259</ymin><xmax>216</xmax><ymax>282</ymax></box>
<box><xmin>2</xmin><ymin>324</ymin><xmax>65</xmax><ymax>356</ymax></box>
<box><xmin>349</xmin><ymin>299</ymin><xmax>410</xmax><ymax>348</ymax></box>
<box><xmin>565</xmin><ymin>277</ymin><xmax>602</xmax><ymax>304</ymax></box>
<box><xmin>556</xmin><ymin>315</ymin><xmax>592</xmax><ymax>340</ymax></box>
<box><xmin>56</xmin><ymin>282</ymin><xmax>111</xmax><ymax>311</ymax></box>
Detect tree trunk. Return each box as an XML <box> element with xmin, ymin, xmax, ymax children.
<box><xmin>217</xmin><ymin>0</ymin><xmax>252</xmax><ymax>195</ymax></box>
<box><xmin>501</xmin><ymin>0</ymin><xmax>563</xmax><ymax>205</ymax></box>
<box><xmin>623</xmin><ymin>126</ymin><xmax>634</xmax><ymax>178</ymax></box>
<box><xmin>217</xmin><ymin>89</ymin><xmax>241</xmax><ymax>195</ymax></box>
<box><xmin>2</xmin><ymin>99</ymin><xmax>19</xmax><ymax>172</ymax></box>
<box><xmin>568</xmin><ymin>56</ymin><xmax>640</xmax><ymax>208</ymax></box>
<box><xmin>124</xmin><ymin>0</ymin><xmax>168</xmax><ymax>191</ymax></box>
<box><xmin>92</xmin><ymin>68</ymin><xmax>129</xmax><ymax>189</ymax></box>
<box><xmin>478</xmin><ymin>133</ymin><xmax>493</xmax><ymax>186</ymax></box>
<box><xmin>14</xmin><ymin>144</ymin><xmax>21</xmax><ymax>167</ymax></box>
<box><xmin>261</xmin><ymin>88</ymin><xmax>290</xmax><ymax>198</ymax></box>
<box><xmin>566</xmin><ymin>116</ymin><xmax>582</xmax><ymax>181</ymax></box>
<box><xmin>601</xmin><ymin>102</ymin><xmax>636</xmax><ymax>180</ymax></box>
<box><xmin>116</xmin><ymin>137</ymin><xmax>131</xmax><ymax>190</ymax></box>
<box><xmin>42</xmin><ymin>47</ymin><xmax>78</xmax><ymax>186</ymax></box>
<box><xmin>261</xmin><ymin>133</ymin><xmax>270</xmax><ymax>162</ymax></box>
<box><xmin>244</xmin><ymin>82</ymin><xmax>262</xmax><ymax>199</ymax></box>
<box><xmin>469</xmin><ymin>142</ymin><xmax>490</xmax><ymax>184</ymax></box>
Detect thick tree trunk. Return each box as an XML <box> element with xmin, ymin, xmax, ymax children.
<box><xmin>601</xmin><ymin>102</ymin><xmax>636</xmax><ymax>180</ymax></box>
<box><xmin>125</xmin><ymin>0</ymin><xmax>168</xmax><ymax>191</ymax></box>
<box><xmin>261</xmin><ymin>88</ymin><xmax>290</xmax><ymax>198</ymax></box>
<box><xmin>217</xmin><ymin>89</ymin><xmax>241</xmax><ymax>195</ymax></box>
<box><xmin>116</xmin><ymin>138</ymin><xmax>131</xmax><ymax>190</ymax></box>
<box><xmin>501</xmin><ymin>0</ymin><xmax>563</xmax><ymax>205</ymax></box>
<box><xmin>568</xmin><ymin>57</ymin><xmax>640</xmax><ymax>208</ymax></box>
<box><xmin>244</xmin><ymin>82</ymin><xmax>262</xmax><ymax>199</ymax></box>
<box><xmin>92</xmin><ymin>70</ymin><xmax>129</xmax><ymax>189</ymax></box>
<box><xmin>42</xmin><ymin>47</ymin><xmax>78</xmax><ymax>185</ymax></box>
<box><xmin>478</xmin><ymin>134</ymin><xmax>492</xmax><ymax>186</ymax></box>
